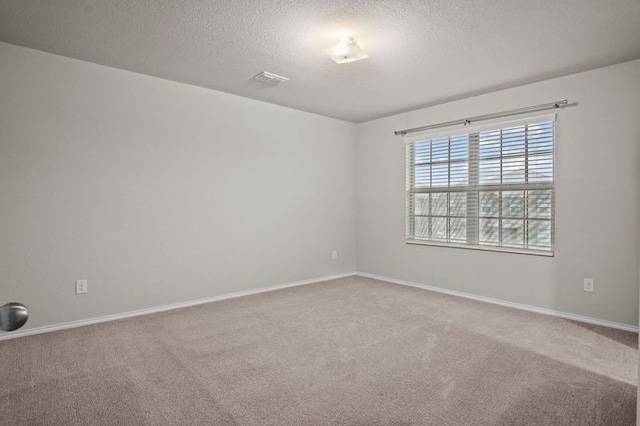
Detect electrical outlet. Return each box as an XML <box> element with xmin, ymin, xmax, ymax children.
<box><xmin>76</xmin><ymin>279</ymin><xmax>88</xmax><ymax>295</ymax></box>
<box><xmin>583</xmin><ymin>278</ymin><xmax>594</xmax><ymax>293</ymax></box>
<box><xmin>332</xmin><ymin>250</ymin><xmax>338</xmax><ymax>260</ymax></box>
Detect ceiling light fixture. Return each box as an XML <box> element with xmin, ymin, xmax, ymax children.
<box><xmin>323</xmin><ymin>37</ymin><xmax>369</xmax><ymax>64</ymax></box>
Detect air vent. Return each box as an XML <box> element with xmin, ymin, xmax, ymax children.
<box><xmin>254</xmin><ymin>71</ymin><xmax>289</xmax><ymax>86</ymax></box>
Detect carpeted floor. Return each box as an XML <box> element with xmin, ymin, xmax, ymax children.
<box><xmin>0</xmin><ymin>275</ymin><xmax>637</xmax><ymax>425</ymax></box>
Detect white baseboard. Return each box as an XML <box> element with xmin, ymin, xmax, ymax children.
<box><xmin>356</xmin><ymin>272</ymin><xmax>639</xmax><ymax>333</ymax></box>
<box><xmin>3</xmin><ymin>271</ymin><xmax>636</xmax><ymax>341</ymax></box>
<box><xmin>0</xmin><ymin>272</ymin><xmax>356</xmax><ymax>341</ymax></box>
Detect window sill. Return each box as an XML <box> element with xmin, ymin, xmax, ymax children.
<box><xmin>406</xmin><ymin>239</ymin><xmax>554</xmax><ymax>257</ymax></box>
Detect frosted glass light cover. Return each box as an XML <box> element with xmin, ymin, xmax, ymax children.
<box><xmin>323</xmin><ymin>38</ymin><xmax>369</xmax><ymax>64</ymax></box>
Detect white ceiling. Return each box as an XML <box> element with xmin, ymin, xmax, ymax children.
<box><xmin>1</xmin><ymin>0</ymin><xmax>639</xmax><ymax>123</ymax></box>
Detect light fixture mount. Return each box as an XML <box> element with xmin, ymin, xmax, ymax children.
<box><xmin>323</xmin><ymin>37</ymin><xmax>369</xmax><ymax>64</ymax></box>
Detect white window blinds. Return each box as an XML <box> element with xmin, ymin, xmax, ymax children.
<box><xmin>405</xmin><ymin>114</ymin><xmax>555</xmax><ymax>255</ymax></box>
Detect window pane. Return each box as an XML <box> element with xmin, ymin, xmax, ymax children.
<box><xmin>479</xmin><ymin>191</ymin><xmax>499</xmax><ymax>217</ymax></box>
<box><xmin>450</xmin><ymin>136</ymin><xmax>469</xmax><ymax>160</ymax></box>
<box><xmin>502</xmin><ymin>219</ymin><xmax>524</xmax><ymax>247</ymax></box>
<box><xmin>432</xmin><ymin>193</ymin><xmax>448</xmax><ymax>216</ymax></box>
<box><xmin>527</xmin><ymin>122</ymin><xmax>553</xmax><ymax>153</ymax></box>
<box><xmin>527</xmin><ymin>190</ymin><xmax>552</xmax><ymax>219</ymax></box>
<box><xmin>431</xmin><ymin>138</ymin><xmax>449</xmax><ymax>161</ymax></box>
<box><xmin>432</xmin><ymin>163</ymin><xmax>448</xmax><ymax>187</ymax></box>
<box><xmin>502</xmin><ymin>155</ymin><xmax>525</xmax><ymax>183</ymax></box>
<box><xmin>414</xmin><ymin>141</ymin><xmax>431</xmax><ymax>163</ymax></box>
<box><xmin>528</xmin><ymin>153</ymin><xmax>553</xmax><ymax>182</ymax></box>
<box><xmin>432</xmin><ymin>217</ymin><xmax>447</xmax><ymax>241</ymax></box>
<box><xmin>480</xmin><ymin>218</ymin><xmax>499</xmax><ymax>245</ymax></box>
<box><xmin>415</xmin><ymin>216</ymin><xmax>429</xmax><ymax>239</ymax></box>
<box><xmin>479</xmin><ymin>130</ymin><xmax>501</xmax><ymax>158</ymax></box>
<box><xmin>415</xmin><ymin>164</ymin><xmax>430</xmax><ymax>187</ymax></box>
<box><xmin>450</xmin><ymin>192</ymin><xmax>466</xmax><ymax>217</ymax></box>
<box><xmin>527</xmin><ymin>219</ymin><xmax>551</xmax><ymax>249</ymax></box>
<box><xmin>450</xmin><ymin>218</ymin><xmax>466</xmax><ymax>242</ymax></box>
<box><xmin>415</xmin><ymin>194</ymin><xmax>429</xmax><ymax>216</ymax></box>
<box><xmin>450</xmin><ymin>162</ymin><xmax>468</xmax><ymax>186</ymax></box>
<box><xmin>479</xmin><ymin>158</ymin><xmax>501</xmax><ymax>184</ymax></box>
<box><xmin>502</xmin><ymin>126</ymin><xmax>526</xmax><ymax>156</ymax></box>
<box><xmin>502</xmin><ymin>191</ymin><xmax>524</xmax><ymax>218</ymax></box>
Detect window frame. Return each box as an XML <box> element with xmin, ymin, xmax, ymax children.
<box><xmin>405</xmin><ymin>114</ymin><xmax>556</xmax><ymax>256</ymax></box>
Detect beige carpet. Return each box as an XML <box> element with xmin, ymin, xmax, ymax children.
<box><xmin>0</xmin><ymin>275</ymin><xmax>636</xmax><ymax>425</ymax></box>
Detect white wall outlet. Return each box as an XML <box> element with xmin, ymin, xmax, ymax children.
<box><xmin>583</xmin><ymin>278</ymin><xmax>594</xmax><ymax>293</ymax></box>
<box><xmin>76</xmin><ymin>279</ymin><xmax>88</xmax><ymax>295</ymax></box>
<box><xmin>332</xmin><ymin>250</ymin><xmax>338</xmax><ymax>260</ymax></box>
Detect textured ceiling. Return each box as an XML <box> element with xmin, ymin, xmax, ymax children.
<box><xmin>1</xmin><ymin>0</ymin><xmax>639</xmax><ymax>122</ymax></box>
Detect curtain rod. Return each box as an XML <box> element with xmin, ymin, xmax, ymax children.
<box><xmin>394</xmin><ymin>100</ymin><xmax>569</xmax><ymax>136</ymax></box>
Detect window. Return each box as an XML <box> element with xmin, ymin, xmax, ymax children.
<box><xmin>405</xmin><ymin>115</ymin><xmax>555</xmax><ymax>255</ymax></box>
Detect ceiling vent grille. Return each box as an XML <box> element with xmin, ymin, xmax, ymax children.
<box><xmin>254</xmin><ymin>71</ymin><xmax>289</xmax><ymax>86</ymax></box>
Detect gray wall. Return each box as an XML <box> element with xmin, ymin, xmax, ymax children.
<box><xmin>0</xmin><ymin>43</ymin><xmax>356</xmax><ymax>330</ymax></box>
<box><xmin>356</xmin><ymin>60</ymin><xmax>640</xmax><ymax>327</ymax></box>
<box><xmin>2</xmin><ymin>41</ymin><xmax>639</xmax><ymax>332</ymax></box>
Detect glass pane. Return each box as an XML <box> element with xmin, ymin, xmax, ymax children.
<box><xmin>415</xmin><ymin>165</ymin><xmax>430</xmax><ymax>187</ymax></box>
<box><xmin>414</xmin><ymin>216</ymin><xmax>429</xmax><ymax>239</ymax></box>
<box><xmin>502</xmin><ymin>191</ymin><xmax>524</xmax><ymax>218</ymax></box>
<box><xmin>528</xmin><ymin>153</ymin><xmax>553</xmax><ymax>182</ymax></box>
<box><xmin>432</xmin><ymin>163</ymin><xmax>448</xmax><ymax>187</ymax></box>
<box><xmin>527</xmin><ymin>219</ymin><xmax>551</xmax><ymax>249</ymax></box>
<box><xmin>479</xmin><ymin>158</ymin><xmax>500</xmax><ymax>184</ymax></box>
<box><xmin>450</xmin><ymin>136</ymin><xmax>469</xmax><ymax>160</ymax></box>
<box><xmin>527</xmin><ymin>190</ymin><xmax>552</xmax><ymax>219</ymax></box>
<box><xmin>432</xmin><ymin>217</ymin><xmax>447</xmax><ymax>241</ymax></box>
<box><xmin>450</xmin><ymin>218</ymin><xmax>466</xmax><ymax>242</ymax></box>
<box><xmin>414</xmin><ymin>141</ymin><xmax>431</xmax><ymax>163</ymax></box>
<box><xmin>432</xmin><ymin>193</ymin><xmax>448</xmax><ymax>216</ymax></box>
<box><xmin>479</xmin><ymin>191</ymin><xmax>499</xmax><ymax>217</ymax></box>
<box><xmin>450</xmin><ymin>162</ymin><xmax>468</xmax><ymax>186</ymax></box>
<box><xmin>431</xmin><ymin>138</ymin><xmax>449</xmax><ymax>162</ymax></box>
<box><xmin>527</xmin><ymin>122</ymin><xmax>553</xmax><ymax>153</ymax></box>
<box><xmin>449</xmin><ymin>192</ymin><xmax>466</xmax><ymax>217</ymax></box>
<box><xmin>415</xmin><ymin>194</ymin><xmax>429</xmax><ymax>216</ymax></box>
<box><xmin>502</xmin><ymin>219</ymin><xmax>524</xmax><ymax>247</ymax></box>
<box><xmin>480</xmin><ymin>218</ymin><xmax>499</xmax><ymax>245</ymax></box>
<box><xmin>479</xmin><ymin>130</ymin><xmax>501</xmax><ymax>158</ymax></box>
<box><xmin>502</xmin><ymin>125</ymin><xmax>526</xmax><ymax>156</ymax></box>
<box><xmin>502</xmin><ymin>155</ymin><xmax>525</xmax><ymax>183</ymax></box>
